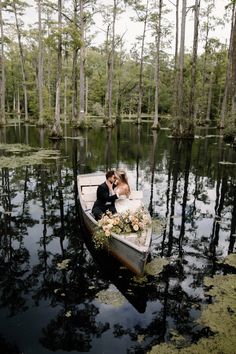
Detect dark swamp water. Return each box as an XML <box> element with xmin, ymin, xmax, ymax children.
<box><xmin>0</xmin><ymin>122</ymin><xmax>235</xmax><ymax>354</ymax></box>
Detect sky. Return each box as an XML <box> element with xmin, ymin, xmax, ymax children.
<box><xmin>21</xmin><ymin>0</ymin><xmax>231</xmax><ymax>55</ymax></box>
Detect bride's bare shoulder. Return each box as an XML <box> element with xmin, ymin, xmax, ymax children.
<box><xmin>122</xmin><ymin>183</ymin><xmax>130</xmax><ymax>195</ymax></box>
<box><xmin>115</xmin><ymin>183</ymin><xmax>129</xmax><ymax>195</ymax></box>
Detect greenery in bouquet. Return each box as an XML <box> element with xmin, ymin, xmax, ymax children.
<box><xmin>93</xmin><ymin>207</ymin><xmax>151</xmax><ymax>249</ymax></box>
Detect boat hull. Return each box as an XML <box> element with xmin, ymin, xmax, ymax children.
<box><xmin>77</xmin><ymin>174</ymin><xmax>152</xmax><ymax>275</ymax></box>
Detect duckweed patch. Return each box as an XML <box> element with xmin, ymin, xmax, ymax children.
<box><xmin>169</xmin><ymin>330</ymin><xmax>186</xmax><ymax>347</ymax></box>
<box><xmin>145</xmin><ymin>257</ymin><xmax>169</xmax><ymax>276</ymax></box>
<box><xmin>133</xmin><ymin>274</ymin><xmax>148</xmax><ymax>284</ymax></box>
<box><xmin>148</xmin><ymin>270</ymin><xmax>236</xmax><ymax>354</ymax></box>
<box><xmin>152</xmin><ymin>218</ymin><xmax>166</xmax><ymax>234</ymax></box>
<box><xmin>219</xmin><ymin>253</ymin><xmax>236</xmax><ymax>268</ymax></box>
<box><xmin>0</xmin><ymin>143</ymin><xmax>36</xmax><ymax>154</ymax></box>
<box><xmin>96</xmin><ymin>287</ymin><xmax>126</xmax><ymax>307</ymax></box>
<box><xmin>0</xmin><ymin>147</ymin><xmax>61</xmax><ymax>168</ymax></box>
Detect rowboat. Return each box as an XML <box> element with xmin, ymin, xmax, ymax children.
<box><xmin>77</xmin><ymin>173</ymin><xmax>152</xmax><ymax>275</ymax></box>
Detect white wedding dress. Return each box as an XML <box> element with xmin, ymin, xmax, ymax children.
<box><xmin>115</xmin><ymin>194</ymin><xmax>142</xmax><ymax>214</ymax></box>
<box><xmin>115</xmin><ymin>195</ymin><xmax>133</xmax><ymax>213</ymax></box>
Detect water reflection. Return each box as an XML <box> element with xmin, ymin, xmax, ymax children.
<box><xmin>0</xmin><ymin>123</ymin><xmax>235</xmax><ymax>353</ymax></box>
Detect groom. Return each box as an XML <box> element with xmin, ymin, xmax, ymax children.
<box><xmin>92</xmin><ymin>170</ymin><xmax>119</xmax><ymax>221</ymax></box>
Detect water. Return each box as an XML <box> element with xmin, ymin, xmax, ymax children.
<box><xmin>0</xmin><ymin>122</ymin><xmax>235</xmax><ymax>354</ymax></box>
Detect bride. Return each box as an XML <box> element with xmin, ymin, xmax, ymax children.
<box><xmin>113</xmin><ymin>170</ymin><xmax>134</xmax><ymax>213</ymax></box>
<box><xmin>106</xmin><ymin>169</ymin><xmax>142</xmax><ymax>214</ymax></box>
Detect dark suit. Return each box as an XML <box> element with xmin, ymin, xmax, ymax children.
<box><xmin>92</xmin><ymin>182</ymin><xmax>118</xmax><ymax>220</ymax></box>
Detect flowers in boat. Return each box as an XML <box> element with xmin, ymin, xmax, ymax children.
<box><xmin>93</xmin><ymin>207</ymin><xmax>151</xmax><ymax>249</ymax></box>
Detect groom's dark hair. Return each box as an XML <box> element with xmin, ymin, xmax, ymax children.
<box><xmin>106</xmin><ymin>170</ymin><xmax>115</xmax><ymax>179</ymax></box>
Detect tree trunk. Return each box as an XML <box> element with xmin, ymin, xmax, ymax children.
<box><xmin>206</xmin><ymin>67</ymin><xmax>214</xmax><ymax>121</ymax></box>
<box><xmin>189</xmin><ymin>0</ymin><xmax>200</xmax><ymax>122</ymax></box>
<box><xmin>85</xmin><ymin>76</ymin><xmax>88</xmax><ymax>115</ymax></box>
<box><xmin>72</xmin><ymin>48</ymin><xmax>78</xmax><ymax>123</ymax></box>
<box><xmin>17</xmin><ymin>87</ymin><xmax>21</xmax><ymax>119</ymax></box>
<box><xmin>46</xmin><ymin>11</ymin><xmax>52</xmax><ymax>116</ymax></box>
<box><xmin>136</xmin><ymin>0</ymin><xmax>149</xmax><ymax>125</ymax></box>
<box><xmin>13</xmin><ymin>2</ymin><xmax>29</xmax><ymax>122</ymax></box>
<box><xmin>79</xmin><ymin>0</ymin><xmax>85</xmax><ymax>126</ymax></box>
<box><xmin>219</xmin><ymin>3</ymin><xmax>234</xmax><ymax>129</ymax></box>
<box><xmin>174</xmin><ymin>0</ymin><xmax>179</xmax><ymax>70</ymax></box>
<box><xmin>37</xmin><ymin>0</ymin><xmax>44</xmax><ymax>127</ymax></box>
<box><xmin>175</xmin><ymin>0</ymin><xmax>187</xmax><ymax>136</ymax></box>
<box><xmin>231</xmin><ymin>7</ymin><xmax>236</xmax><ymax>124</ymax></box>
<box><xmin>0</xmin><ymin>0</ymin><xmax>5</xmax><ymax>125</ymax></box>
<box><xmin>64</xmin><ymin>67</ymin><xmax>67</xmax><ymax>123</ymax></box>
<box><xmin>72</xmin><ymin>0</ymin><xmax>79</xmax><ymax>124</ymax></box>
<box><xmin>173</xmin><ymin>0</ymin><xmax>179</xmax><ymax>117</ymax></box>
<box><xmin>50</xmin><ymin>0</ymin><xmax>62</xmax><ymax>139</ymax></box>
<box><xmin>200</xmin><ymin>2</ymin><xmax>212</xmax><ymax>123</ymax></box>
<box><xmin>105</xmin><ymin>0</ymin><xmax>117</xmax><ymax>127</ymax></box>
<box><xmin>116</xmin><ymin>41</ymin><xmax>124</xmax><ymax>123</ymax></box>
<box><xmin>152</xmin><ymin>0</ymin><xmax>162</xmax><ymax>130</ymax></box>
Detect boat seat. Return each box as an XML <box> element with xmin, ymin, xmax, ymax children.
<box><xmin>82</xmin><ymin>186</ymin><xmax>98</xmax><ymax>194</ymax></box>
<box><xmin>82</xmin><ymin>193</ymin><xmax>97</xmax><ymax>202</ymax></box>
<box><xmin>81</xmin><ymin>193</ymin><xmax>96</xmax><ymax>209</ymax></box>
<box><xmin>78</xmin><ymin>175</ymin><xmax>105</xmax><ymax>187</ymax></box>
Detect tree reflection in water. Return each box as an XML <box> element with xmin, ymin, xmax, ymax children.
<box><xmin>0</xmin><ymin>124</ymin><xmax>235</xmax><ymax>353</ymax></box>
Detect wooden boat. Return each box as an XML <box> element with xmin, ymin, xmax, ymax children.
<box><xmin>77</xmin><ymin>173</ymin><xmax>152</xmax><ymax>275</ymax></box>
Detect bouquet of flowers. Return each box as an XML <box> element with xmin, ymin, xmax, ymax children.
<box><xmin>93</xmin><ymin>207</ymin><xmax>150</xmax><ymax>249</ymax></box>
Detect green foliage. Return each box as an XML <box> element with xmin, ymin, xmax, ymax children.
<box><xmin>1</xmin><ymin>0</ymin><xmax>233</xmax><ymax>131</ymax></box>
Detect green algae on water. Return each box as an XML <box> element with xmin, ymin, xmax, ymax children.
<box><xmin>96</xmin><ymin>286</ymin><xmax>126</xmax><ymax>308</ymax></box>
<box><xmin>152</xmin><ymin>218</ymin><xmax>166</xmax><ymax>234</ymax></box>
<box><xmin>218</xmin><ymin>253</ymin><xmax>236</xmax><ymax>269</ymax></box>
<box><xmin>145</xmin><ymin>257</ymin><xmax>169</xmax><ymax>276</ymax></box>
<box><xmin>0</xmin><ymin>143</ymin><xmax>36</xmax><ymax>154</ymax></box>
<box><xmin>0</xmin><ymin>148</ymin><xmax>61</xmax><ymax>168</ymax></box>
<box><xmin>148</xmin><ymin>270</ymin><xmax>236</xmax><ymax>354</ymax></box>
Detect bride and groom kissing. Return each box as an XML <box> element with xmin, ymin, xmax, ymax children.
<box><xmin>92</xmin><ymin>169</ymin><xmax>131</xmax><ymax>221</ymax></box>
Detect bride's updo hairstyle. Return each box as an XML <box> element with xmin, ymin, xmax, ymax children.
<box><xmin>116</xmin><ymin>169</ymin><xmax>131</xmax><ymax>195</ymax></box>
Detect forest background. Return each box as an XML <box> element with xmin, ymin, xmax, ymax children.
<box><xmin>0</xmin><ymin>0</ymin><xmax>235</xmax><ymax>140</ymax></box>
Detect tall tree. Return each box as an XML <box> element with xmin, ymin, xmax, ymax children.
<box><xmin>189</xmin><ymin>0</ymin><xmax>200</xmax><ymax>120</ymax></box>
<box><xmin>103</xmin><ymin>0</ymin><xmax>123</xmax><ymax>127</ymax></box>
<box><xmin>126</xmin><ymin>0</ymin><xmax>149</xmax><ymax>124</ymax></box>
<box><xmin>198</xmin><ymin>0</ymin><xmax>221</xmax><ymax>123</ymax></box>
<box><xmin>10</xmin><ymin>0</ymin><xmax>29</xmax><ymax>122</ymax></box>
<box><xmin>79</xmin><ymin>0</ymin><xmax>85</xmax><ymax>125</ymax></box>
<box><xmin>50</xmin><ymin>0</ymin><xmax>63</xmax><ymax>139</ymax></box>
<box><xmin>231</xmin><ymin>2</ymin><xmax>236</xmax><ymax>126</ymax></box>
<box><xmin>71</xmin><ymin>0</ymin><xmax>80</xmax><ymax>125</ymax></box>
<box><xmin>106</xmin><ymin>0</ymin><xmax>117</xmax><ymax>126</ymax></box>
<box><xmin>37</xmin><ymin>0</ymin><xmax>44</xmax><ymax>127</ymax></box>
<box><xmin>136</xmin><ymin>0</ymin><xmax>149</xmax><ymax>124</ymax></box>
<box><xmin>0</xmin><ymin>0</ymin><xmax>5</xmax><ymax>125</ymax></box>
<box><xmin>151</xmin><ymin>0</ymin><xmax>163</xmax><ymax>130</ymax></box>
<box><xmin>172</xmin><ymin>0</ymin><xmax>179</xmax><ymax>118</ymax></box>
<box><xmin>174</xmin><ymin>0</ymin><xmax>191</xmax><ymax>137</ymax></box>
<box><xmin>70</xmin><ymin>0</ymin><xmax>95</xmax><ymax>127</ymax></box>
<box><xmin>220</xmin><ymin>2</ymin><xmax>235</xmax><ymax>129</ymax></box>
